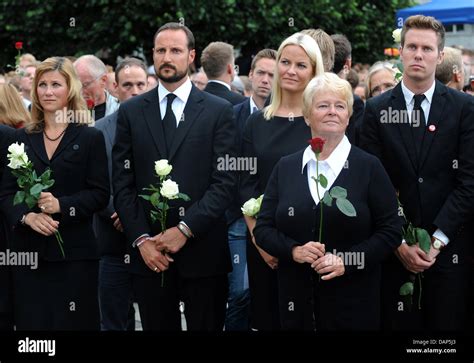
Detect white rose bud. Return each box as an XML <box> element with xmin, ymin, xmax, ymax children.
<box><xmin>241</xmin><ymin>195</ymin><xmax>263</xmax><ymax>217</ymax></box>
<box><xmin>7</xmin><ymin>142</ymin><xmax>29</xmax><ymax>169</ymax></box>
<box><xmin>160</xmin><ymin>179</ymin><xmax>179</xmax><ymax>199</ymax></box>
<box><xmin>392</xmin><ymin>28</ymin><xmax>402</xmax><ymax>43</ymax></box>
<box><xmin>155</xmin><ymin>159</ymin><xmax>173</xmax><ymax>176</ymax></box>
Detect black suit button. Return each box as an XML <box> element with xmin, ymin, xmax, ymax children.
<box><xmin>312</xmin><ymin>205</ymin><xmax>316</xmax><ymax>210</ymax></box>
<box><xmin>418</xmin><ymin>177</ymin><xmax>423</xmax><ymax>183</ymax></box>
<box><xmin>311</xmin><ymin>228</ymin><xmax>315</xmax><ymax>233</ymax></box>
<box><xmin>73</xmin><ymin>144</ymin><xmax>79</xmax><ymax>150</ymax></box>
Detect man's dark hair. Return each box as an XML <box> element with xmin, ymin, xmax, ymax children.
<box><xmin>115</xmin><ymin>57</ymin><xmax>147</xmax><ymax>83</ymax></box>
<box><xmin>331</xmin><ymin>34</ymin><xmax>352</xmax><ymax>74</ymax></box>
<box><xmin>154</xmin><ymin>22</ymin><xmax>195</xmax><ymax>49</ymax></box>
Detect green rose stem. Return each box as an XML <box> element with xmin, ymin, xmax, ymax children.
<box><xmin>159</xmin><ymin>175</ymin><xmax>166</xmax><ymax>288</ymax></box>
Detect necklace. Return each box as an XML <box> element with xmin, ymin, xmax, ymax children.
<box><xmin>43</xmin><ymin>127</ymin><xmax>67</xmax><ymax>142</ymax></box>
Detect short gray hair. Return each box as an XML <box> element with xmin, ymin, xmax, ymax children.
<box><xmin>302</xmin><ymin>72</ymin><xmax>353</xmax><ymax>119</ymax></box>
<box><xmin>74</xmin><ymin>55</ymin><xmax>107</xmax><ymax>79</ymax></box>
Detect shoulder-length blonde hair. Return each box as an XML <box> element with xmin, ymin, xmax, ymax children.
<box><xmin>264</xmin><ymin>32</ymin><xmax>324</xmax><ymax>120</ymax></box>
<box><xmin>28</xmin><ymin>57</ymin><xmax>91</xmax><ymax>133</ymax></box>
<box><xmin>0</xmin><ymin>83</ymin><xmax>31</xmax><ymax>128</ymax></box>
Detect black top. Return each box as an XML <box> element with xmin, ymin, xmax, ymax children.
<box><xmin>94</xmin><ymin>102</ymin><xmax>106</xmax><ymax>120</ymax></box>
<box><xmin>239</xmin><ymin>111</ymin><xmax>311</xmax><ymax>204</ymax></box>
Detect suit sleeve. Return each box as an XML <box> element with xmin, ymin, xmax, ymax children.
<box><xmin>58</xmin><ymin>130</ymin><xmax>110</xmax><ymax>223</ymax></box>
<box><xmin>433</xmin><ymin>96</ymin><xmax>474</xmax><ymax>239</ymax></box>
<box><xmin>112</xmin><ymin>106</ymin><xmax>153</xmax><ymax>244</ymax></box>
<box><xmin>239</xmin><ymin>113</ymin><xmax>261</xmax><ymax>205</ymax></box>
<box><xmin>359</xmin><ymin>99</ymin><xmax>383</xmax><ymax>160</ymax></box>
<box><xmin>0</xmin><ymin>129</ymin><xmax>30</xmax><ymax>227</ymax></box>
<box><xmin>253</xmin><ymin>161</ymin><xmax>300</xmax><ymax>261</ymax></box>
<box><xmin>344</xmin><ymin>157</ymin><xmax>402</xmax><ymax>275</ymax></box>
<box><xmin>181</xmin><ymin>103</ymin><xmax>238</xmax><ymax>237</ymax></box>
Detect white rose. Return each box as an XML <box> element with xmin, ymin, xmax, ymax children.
<box><xmin>155</xmin><ymin>159</ymin><xmax>173</xmax><ymax>176</ymax></box>
<box><xmin>392</xmin><ymin>28</ymin><xmax>402</xmax><ymax>43</ymax></box>
<box><xmin>241</xmin><ymin>194</ymin><xmax>264</xmax><ymax>217</ymax></box>
<box><xmin>7</xmin><ymin>142</ymin><xmax>29</xmax><ymax>169</ymax></box>
<box><xmin>160</xmin><ymin>179</ymin><xmax>179</xmax><ymax>199</ymax></box>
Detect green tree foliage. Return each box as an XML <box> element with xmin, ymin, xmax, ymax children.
<box><xmin>0</xmin><ymin>0</ymin><xmax>413</xmax><ymax>72</ymax></box>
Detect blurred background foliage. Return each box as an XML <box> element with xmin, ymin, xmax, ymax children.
<box><xmin>0</xmin><ymin>0</ymin><xmax>413</xmax><ymax>73</ymax></box>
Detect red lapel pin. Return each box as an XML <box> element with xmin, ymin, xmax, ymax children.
<box><xmin>428</xmin><ymin>124</ymin><xmax>436</xmax><ymax>132</ymax></box>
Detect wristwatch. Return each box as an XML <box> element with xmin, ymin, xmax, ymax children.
<box><xmin>432</xmin><ymin>237</ymin><xmax>445</xmax><ymax>251</ymax></box>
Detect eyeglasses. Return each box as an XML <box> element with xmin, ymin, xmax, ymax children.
<box><xmin>81</xmin><ymin>74</ymin><xmax>104</xmax><ymax>89</ymax></box>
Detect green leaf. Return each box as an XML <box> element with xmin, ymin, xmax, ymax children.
<box><xmin>322</xmin><ymin>191</ymin><xmax>333</xmax><ymax>207</ymax></box>
<box><xmin>318</xmin><ymin>174</ymin><xmax>328</xmax><ymax>188</ymax></box>
<box><xmin>25</xmin><ymin>194</ymin><xmax>37</xmax><ymax>209</ymax></box>
<box><xmin>13</xmin><ymin>191</ymin><xmax>25</xmax><ymax>205</ymax></box>
<box><xmin>177</xmin><ymin>193</ymin><xmax>190</xmax><ymax>201</ymax></box>
<box><xmin>335</xmin><ymin>198</ymin><xmax>357</xmax><ymax>217</ymax></box>
<box><xmin>139</xmin><ymin>194</ymin><xmax>151</xmax><ymax>201</ymax></box>
<box><xmin>399</xmin><ymin>281</ymin><xmax>414</xmax><ymax>296</ymax></box>
<box><xmin>329</xmin><ymin>186</ymin><xmax>347</xmax><ymax>199</ymax></box>
<box><xmin>150</xmin><ymin>192</ymin><xmax>160</xmax><ymax>207</ymax></box>
<box><xmin>30</xmin><ymin>183</ymin><xmax>43</xmax><ymax>197</ymax></box>
<box><xmin>416</xmin><ymin>228</ymin><xmax>431</xmax><ymax>254</ymax></box>
<box><xmin>157</xmin><ymin>202</ymin><xmax>169</xmax><ymax>211</ymax></box>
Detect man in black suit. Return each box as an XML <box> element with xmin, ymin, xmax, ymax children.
<box><xmin>331</xmin><ymin>33</ymin><xmax>364</xmax><ymax>146</ymax></box>
<box><xmin>112</xmin><ymin>22</ymin><xmax>237</xmax><ymax>331</ymax></box>
<box><xmin>0</xmin><ymin>125</ymin><xmax>14</xmax><ymax>330</ymax></box>
<box><xmin>201</xmin><ymin>41</ymin><xmax>246</xmax><ymax>105</ymax></box>
<box><xmin>360</xmin><ymin>15</ymin><xmax>474</xmax><ymax>330</ymax></box>
<box><xmin>94</xmin><ymin>57</ymin><xmax>148</xmax><ymax>330</ymax></box>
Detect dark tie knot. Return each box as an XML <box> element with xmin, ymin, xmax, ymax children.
<box><xmin>167</xmin><ymin>93</ymin><xmax>177</xmax><ymax>103</ymax></box>
<box><xmin>413</xmin><ymin>94</ymin><xmax>425</xmax><ymax>108</ymax></box>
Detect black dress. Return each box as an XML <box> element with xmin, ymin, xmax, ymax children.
<box><xmin>239</xmin><ymin>110</ymin><xmax>311</xmax><ymax>330</ymax></box>
<box><xmin>0</xmin><ymin>124</ymin><xmax>109</xmax><ymax>330</ymax></box>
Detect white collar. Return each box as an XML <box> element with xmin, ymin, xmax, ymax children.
<box><xmin>302</xmin><ymin>135</ymin><xmax>351</xmax><ymax>174</ymax></box>
<box><xmin>207</xmin><ymin>79</ymin><xmax>231</xmax><ymax>90</ymax></box>
<box><xmin>157</xmin><ymin>78</ymin><xmax>193</xmax><ymax>104</ymax></box>
<box><xmin>401</xmin><ymin>79</ymin><xmax>436</xmax><ymax>106</ymax></box>
<box><xmin>249</xmin><ymin>97</ymin><xmax>259</xmax><ymax>113</ymax></box>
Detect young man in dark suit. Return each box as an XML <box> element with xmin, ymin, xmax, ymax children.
<box><xmin>94</xmin><ymin>57</ymin><xmax>148</xmax><ymax>331</ymax></box>
<box><xmin>112</xmin><ymin>22</ymin><xmax>238</xmax><ymax>331</ymax></box>
<box><xmin>0</xmin><ymin>124</ymin><xmax>14</xmax><ymax>330</ymax></box>
<box><xmin>201</xmin><ymin>41</ymin><xmax>246</xmax><ymax>106</ymax></box>
<box><xmin>360</xmin><ymin>15</ymin><xmax>474</xmax><ymax>330</ymax></box>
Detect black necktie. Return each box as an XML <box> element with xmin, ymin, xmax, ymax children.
<box><xmin>411</xmin><ymin>94</ymin><xmax>426</xmax><ymax>159</ymax></box>
<box><xmin>163</xmin><ymin>93</ymin><xmax>177</xmax><ymax>152</ymax></box>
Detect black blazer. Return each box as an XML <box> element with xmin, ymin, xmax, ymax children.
<box><xmin>346</xmin><ymin>94</ymin><xmax>364</xmax><ymax>146</ymax></box>
<box><xmin>0</xmin><ymin>125</ymin><xmax>14</xmax><ymax>313</ymax></box>
<box><xmin>253</xmin><ymin>146</ymin><xmax>402</xmax><ymax>330</ymax></box>
<box><xmin>233</xmin><ymin>98</ymin><xmax>251</xmax><ymax>148</ymax></box>
<box><xmin>359</xmin><ymin>81</ymin><xmax>474</xmax><ymax>258</ymax></box>
<box><xmin>0</xmin><ymin>124</ymin><xmax>109</xmax><ymax>261</ymax></box>
<box><xmin>204</xmin><ymin>81</ymin><xmax>246</xmax><ymax>105</ymax></box>
<box><xmin>94</xmin><ymin>112</ymin><xmax>127</xmax><ymax>257</ymax></box>
<box><xmin>112</xmin><ymin>85</ymin><xmax>238</xmax><ymax>278</ymax></box>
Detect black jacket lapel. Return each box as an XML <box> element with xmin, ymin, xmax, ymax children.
<box><xmin>26</xmin><ymin>131</ymin><xmax>50</xmax><ymax>165</ymax></box>
<box><xmin>168</xmin><ymin>85</ymin><xmax>204</xmax><ymax>161</ymax></box>
<box><xmin>142</xmin><ymin>90</ymin><xmax>168</xmax><ymax>159</ymax></box>
<box><xmin>419</xmin><ymin>81</ymin><xmax>446</xmax><ymax>170</ymax></box>
<box><xmin>392</xmin><ymin>84</ymin><xmax>419</xmax><ymax>173</ymax></box>
<box><xmin>50</xmin><ymin>124</ymin><xmax>82</xmax><ymax>162</ymax></box>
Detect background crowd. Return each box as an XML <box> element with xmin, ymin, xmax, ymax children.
<box><xmin>0</xmin><ymin>13</ymin><xmax>473</xmax><ymax>333</ymax></box>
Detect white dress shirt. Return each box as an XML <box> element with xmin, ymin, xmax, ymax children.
<box><xmin>302</xmin><ymin>135</ymin><xmax>351</xmax><ymax>206</ymax></box>
<box><xmin>157</xmin><ymin>78</ymin><xmax>192</xmax><ymax>127</ymax></box>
